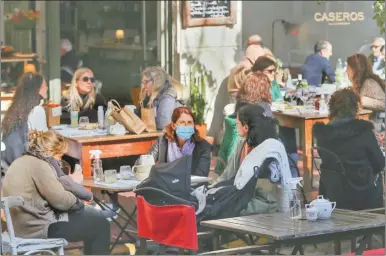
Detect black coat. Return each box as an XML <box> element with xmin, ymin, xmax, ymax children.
<box><xmin>60</xmin><ymin>93</ymin><xmax>107</xmax><ymax>124</ymax></box>
<box><xmin>147</xmin><ymin>136</ymin><xmax>211</xmax><ymax>177</ymax></box>
<box><xmin>313</xmin><ymin>118</ymin><xmax>384</xmax><ymax>210</ymax></box>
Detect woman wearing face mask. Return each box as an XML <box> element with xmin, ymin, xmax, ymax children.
<box><xmin>2</xmin><ymin>72</ymin><xmax>49</xmax><ymax>167</ymax></box>
<box><xmin>145</xmin><ymin>107</ymin><xmax>211</xmax><ymax>177</ymax></box>
<box><xmin>60</xmin><ymin>67</ymin><xmax>106</xmax><ymax>124</ymax></box>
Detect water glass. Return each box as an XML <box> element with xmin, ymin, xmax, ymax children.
<box><xmin>79</xmin><ymin>116</ymin><xmax>89</xmax><ymax>127</ymax></box>
<box><xmin>120</xmin><ymin>165</ymin><xmax>135</xmax><ymax>180</ymax></box>
<box><xmin>289</xmin><ymin>199</ymin><xmax>302</xmax><ymax>220</ymax></box>
<box><xmin>104</xmin><ymin>169</ymin><xmax>117</xmax><ymax>183</ymax></box>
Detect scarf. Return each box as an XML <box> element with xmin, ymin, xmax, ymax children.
<box><xmin>167</xmin><ymin>139</ymin><xmax>196</xmax><ymax>163</ymax></box>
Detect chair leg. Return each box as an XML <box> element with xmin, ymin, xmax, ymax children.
<box><xmin>139</xmin><ymin>238</ymin><xmax>147</xmax><ymax>255</ymax></box>
<box><xmin>159</xmin><ymin>244</ymin><xmax>166</xmax><ymax>255</ymax></box>
<box><xmin>58</xmin><ymin>246</ymin><xmax>64</xmax><ymax>255</ymax></box>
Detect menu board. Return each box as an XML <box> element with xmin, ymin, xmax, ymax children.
<box><xmin>183</xmin><ymin>0</ymin><xmax>237</xmax><ymax>28</ymax></box>
<box><xmin>189</xmin><ymin>0</ymin><xmax>231</xmax><ymax>19</ymax></box>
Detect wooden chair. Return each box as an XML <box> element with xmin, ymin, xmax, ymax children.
<box><xmin>130</xmin><ymin>88</ymin><xmax>141</xmax><ymax>106</ymax></box>
<box><xmin>1</xmin><ymin>196</ymin><xmax>67</xmax><ymax>255</ymax></box>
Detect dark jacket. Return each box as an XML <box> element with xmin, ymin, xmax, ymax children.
<box><xmin>313</xmin><ymin>118</ymin><xmax>384</xmax><ymax>210</ymax></box>
<box><xmin>147</xmin><ymin>136</ymin><xmax>211</xmax><ymax>177</ymax></box>
<box><xmin>60</xmin><ymin>93</ymin><xmax>107</xmax><ymax>124</ymax></box>
<box><xmin>61</xmin><ymin>51</ymin><xmax>82</xmax><ymax>83</ymax></box>
<box><xmin>135</xmin><ymin>84</ymin><xmax>183</xmax><ymax>131</ymax></box>
<box><xmin>300</xmin><ymin>53</ymin><xmax>336</xmax><ymax>86</ymax></box>
<box><xmin>2</xmin><ymin>122</ymin><xmax>28</xmax><ymax>168</ymax></box>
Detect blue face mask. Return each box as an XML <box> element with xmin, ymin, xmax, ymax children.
<box><xmin>176</xmin><ymin>126</ymin><xmax>195</xmax><ymax>141</ymax></box>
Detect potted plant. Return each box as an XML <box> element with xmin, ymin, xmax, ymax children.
<box><xmin>5</xmin><ymin>9</ymin><xmax>40</xmax><ymax>30</ymax></box>
<box><xmin>187</xmin><ymin>64</ymin><xmax>208</xmax><ymax>139</ymax></box>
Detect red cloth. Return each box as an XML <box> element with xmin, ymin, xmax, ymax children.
<box><xmin>136</xmin><ymin>196</ymin><xmax>198</xmax><ymax>250</ymax></box>
<box><xmin>345</xmin><ymin>248</ymin><xmax>385</xmax><ymax>256</ymax></box>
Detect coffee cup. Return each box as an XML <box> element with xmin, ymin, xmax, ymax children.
<box><xmin>132</xmin><ymin>164</ymin><xmax>152</xmax><ymax>181</ymax></box>
<box><xmin>305</xmin><ymin>204</ymin><xmax>319</xmax><ymax>221</ymax></box>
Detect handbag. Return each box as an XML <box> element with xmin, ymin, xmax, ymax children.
<box><xmin>140</xmin><ymin>102</ymin><xmax>157</xmax><ymax>132</ymax></box>
<box><xmin>110</xmin><ymin>100</ymin><xmax>147</xmax><ymax>134</ymax></box>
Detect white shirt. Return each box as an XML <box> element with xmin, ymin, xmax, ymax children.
<box><xmin>28</xmin><ymin>105</ymin><xmax>48</xmax><ymax>132</ymax></box>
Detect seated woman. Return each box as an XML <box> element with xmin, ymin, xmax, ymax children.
<box><xmin>347</xmin><ymin>53</ymin><xmax>385</xmax><ymax>112</ymax></box>
<box><xmin>136</xmin><ymin>66</ymin><xmax>184</xmax><ymax>130</ymax></box>
<box><xmin>214</xmin><ymin>104</ymin><xmax>279</xmax><ymax>214</ymax></box>
<box><xmin>146</xmin><ymin>106</ymin><xmax>211</xmax><ymax>177</ymax></box>
<box><xmin>61</xmin><ymin>67</ymin><xmax>106</xmax><ymax>124</ymax></box>
<box><xmin>2</xmin><ymin>72</ymin><xmax>48</xmax><ymax>168</ymax></box>
<box><xmin>60</xmin><ymin>67</ymin><xmax>106</xmax><ymax>172</ymax></box>
<box><xmin>313</xmin><ymin>88</ymin><xmax>384</xmax><ymax>210</ymax></box>
<box><xmin>2</xmin><ymin>130</ymin><xmax>110</xmax><ymax>255</ymax></box>
<box><xmin>252</xmin><ymin>56</ymin><xmax>299</xmax><ymax>174</ymax></box>
<box><xmin>216</xmin><ymin>71</ymin><xmax>272</xmax><ymax>175</ymax></box>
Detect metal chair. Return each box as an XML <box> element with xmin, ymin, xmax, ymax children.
<box><xmin>1</xmin><ymin>196</ymin><xmax>67</xmax><ymax>255</ymax></box>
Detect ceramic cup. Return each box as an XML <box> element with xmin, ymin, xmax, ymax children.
<box><xmin>139</xmin><ymin>155</ymin><xmax>155</xmax><ymax>165</ymax></box>
<box><xmin>305</xmin><ymin>204</ymin><xmax>319</xmax><ymax>221</ymax></box>
<box><xmin>132</xmin><ymin>165</ymin><xmax>152</xmax><ymax>181</ymax></box>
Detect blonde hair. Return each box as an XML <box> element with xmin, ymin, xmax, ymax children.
<box><xmin>27</xmin><ymin>130</ymin><xmax>68</xmax><ymax>158</ymax></box>
<box><xmin>64</xmin><ymin>67</ymin><xmax>96</xmax><ymax>111</ymax></box>
<box><xmin>140</xmin><ymin>66</ymin><xmax>182</xmax><ymax>107</ymax></box>
<box><xmin>228</xmin><ymin>65</ymin><xmax>252</xmax><ymax>92</ymax></box>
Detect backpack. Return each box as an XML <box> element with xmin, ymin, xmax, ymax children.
<box><xmin>196</xmin><ymin>172</ymin><xmax>258</xmax><ymax>222</ymax></box>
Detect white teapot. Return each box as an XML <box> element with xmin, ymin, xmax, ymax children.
<box><xmin>310</xmin><ymin>195</ymin><xmax>336</xmax><ymax>219</ymax></box>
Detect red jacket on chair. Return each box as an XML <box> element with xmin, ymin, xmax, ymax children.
<box><xmin>136</xmin><ymin>196</ymin><xmax>198</xmax><ymax>250</ymax></box>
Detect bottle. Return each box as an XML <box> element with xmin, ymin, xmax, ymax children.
<box><xmin>89</xmin><ymin>149</ymin><xmax>104</xmax><ymax>182</ymax></box>
<box><xmin>319</xmin><ymin>94</ymin><xmax>328</xmax><ymax>114</ymax></box>
<box><xmin>97</xmin><ymin>106</ymin><xmax>104</xmax><ymax>128</ymax></box>
<box><xmin>335</xmin><ymin>58</ymin><xmax>344</xmax><ymax>88</ymax></box>
<box><xmin>296</xmin><ymin>74</ymin><xmax>303</xmax><ymax>89</ymax></box>
<box><xmin>288</xmin><ymin>177</ymin><xmax>303</xmax><ymax>220</ymax></box>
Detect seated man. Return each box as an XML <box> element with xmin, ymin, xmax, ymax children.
<box><xmin>368</xmin><ymin>37</ymin><xmax>385</xmax><ymax>80</ymax></box>
<box><xmin>313</xmin><ymin>88</ymin><xmax>384</xmax><ymax>211</ymax></box>
<box><xmin>301</xmin><ymin>40</ymin><xmax>336</xmax><ymax>86</ymax></box>
<box><xmin>60</xmin><ymin>38</ymin><xmax>82</xmax><ymax>84</ymax></box>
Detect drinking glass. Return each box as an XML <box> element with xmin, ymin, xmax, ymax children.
<box><xmin>79</xmin><ymin>116</ymin><xmax>89</xmax><ymax>127</ymax></box>
<box><xmin>104</xmin><ymin>169</ymin><xmax>117</xmax><ymax>183</ymax></box>
<box><xmin>120</xmin><ymin>165</ymin><xmax>135</xmax><ymax>180</ymax></box>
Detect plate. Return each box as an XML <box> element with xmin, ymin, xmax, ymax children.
<box><xmin>13</xmin><ymin>52</ymin><xmax>37</xmax><ymax>58</ymax></box>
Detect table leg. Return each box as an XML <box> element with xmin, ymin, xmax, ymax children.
<box><xmin>334</xmin><ymin>239</ymin><xmax>341</xmax><ymax>255</ymax></box>
<box><xmin>81</xmin><ymin>146</ymin><xmax>92</xmax><ymax>178</ymax></box>
<box><xmin>300</xmin><ymin>120</ymin><xmax>314</xmax><ymax>191</ymax></box>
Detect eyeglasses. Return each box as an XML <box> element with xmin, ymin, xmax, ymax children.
<box><xmin>141</xmin><ymin>79</ymin><xmax>152</xmax><ymax>86</ymax></box>
<box><xmin>79</xmin><ymin>76</ymin><xmax>95</xmax><ymax>83</ymax></box>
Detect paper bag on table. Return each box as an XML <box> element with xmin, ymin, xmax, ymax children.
<box><xmin>44</xmin><ymin>103</ymin><xmax>62</xmax><ymax>127</ymax></box>
<box><xmin>141</xmin><ymin>105</ymin><xmax>157</xmax><ymax>132</ymax></box>
<box><xmin>110</xmin><ymin>100</ymin><xmax>146</xmax><ymax>134</ymax></box>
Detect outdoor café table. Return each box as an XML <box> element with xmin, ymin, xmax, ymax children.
<box><xmin>82</xmin><ymin>175</ymin><xmax>209</xmax><ymax>252</ymax></box>
<box><xmin>273</xmin><ymin>109</ymin><xmax>371</xmax><ymax>192</ymax></box>
<box><xmin>200</xmin><ymin>209</ymin><xmax>385</xmax><ymax>255</ymax></box>
<box><xmin>52</xmin><ymin>125</ymin><xmax>163</xmax><ymax>178</ymax></box>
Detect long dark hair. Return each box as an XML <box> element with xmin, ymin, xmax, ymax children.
<box><xmin>237</xmin><ymin>104</ymin><xmax>278</xmax><ymax>148</ymax></box>
<box><xmin>2</xmin><ymin>72</ymin><xmax>44</xmax><ymax>136</ymax></box>
<box><xmin>347</xmin><ymin>53</ymin><xmax>385</xmax><ymax>93</ymax></box>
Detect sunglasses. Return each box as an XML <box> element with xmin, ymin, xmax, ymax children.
<box><xmin>80</xmin><ymin>76</ymin><xmax>95</xmax><ymax>83</ymax></box>
<box><xmin>265</xmin><ymin>69</ymin><xmax>276</xmax><ymax>74</ymax></box>
<box><xmin>371</xmin><ymin>45</ymin><xmax>382</xmax><ymax>49</ymax></box>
